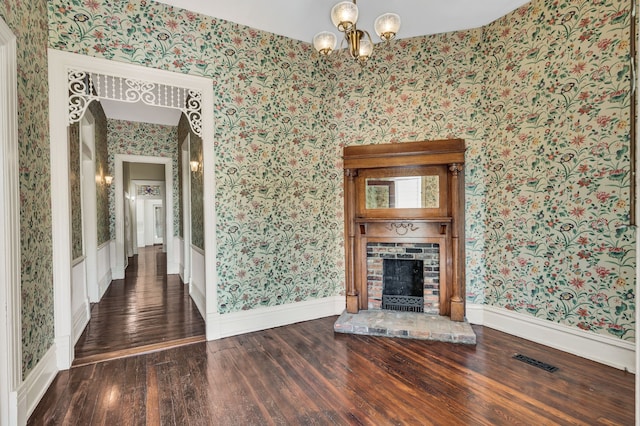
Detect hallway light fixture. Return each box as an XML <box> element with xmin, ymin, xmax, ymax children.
<box><xmin>104</xmin><ymin>175</ymin><xmax>113</xmax><ymax>185</ymax></box>
<box><xmin>190</xmin><ymin>160</ymin><xmax>200</xmax><ymax>173</ymax></box>
<box><xmin>313</xmin><ymin>0</ymin><xmax>400</xmax><ymax>64</ymax></box>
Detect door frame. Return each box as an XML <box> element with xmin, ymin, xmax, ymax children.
<box><xmin>0</xmin><ymin>15</ymin><xmax>21</xmax><ymax>425</ymax></box>
<box><xmin>48</xmin><ymin>49</ymin><xmax>218</xmax><ymax>370</ymax></box>
<box><xmin>181</xmin><ymin>134</ymin><xmax>192</xmax><ymax>285</ymax></box>
<box><xmin>115</xmin><ymin>155</ymin><xmax>173</xmax><ymax>278</ymax></box>
<box><xmin>80</xmin><ymin>111</ymin><xmax>100</xmax><ymax>303</ymax></box>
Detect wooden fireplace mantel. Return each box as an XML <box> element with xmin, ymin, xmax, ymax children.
<box><xmin>343</xmin><ymin>139</ymin><xmax>466</xmax><ymax>321</ymax></box>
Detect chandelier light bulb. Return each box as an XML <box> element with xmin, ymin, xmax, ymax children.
<box><xmin>358</xmin><ymin>37</ymin><xmax>373</xmax><ymax>61</ymax></box>
<box><xmin>374</xmin><ymin>13</ymin><xmax>401</xmax><ymax>42</ymax></box>
<box><xmin>331</xmin><ymin>1</ymin><xmax>359</xmax><ymax>32</ymax></box>
<box><xmin>313</xmin><ymin>31</ymin><xmax>337</xmax><ymax>55</ymax></box>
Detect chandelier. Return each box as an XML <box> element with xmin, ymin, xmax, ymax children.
<box><xmin>313</xmin><ymin>0</ymin><xmax>401</xmax><ymax>64</ymax></box>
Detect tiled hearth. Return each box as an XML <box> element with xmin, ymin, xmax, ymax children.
<box><xmin>334</xmin><ymin>310</ymin><xmax>476</xmax><ymax>344</ymax></box>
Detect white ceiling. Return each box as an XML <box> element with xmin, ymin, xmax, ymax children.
<box><xmin>154</xmin><ymin>0</ymin><xmax>530</xmax><ymax>43</ymax></box>
<box><xmin>103</xmin><ymin>0</ymin><xmax>530</xmax><ymax>126</ymax></box>
<box><xmin>100</xmin><ymin>99</ymin><xmax>183</xmax><ymax>126</ymax></box>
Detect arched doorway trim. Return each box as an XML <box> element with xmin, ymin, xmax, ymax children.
<box><xmin>67</xmin><ymin>70</ymin><xmax>203</xmax><ymax>137</ymax></box>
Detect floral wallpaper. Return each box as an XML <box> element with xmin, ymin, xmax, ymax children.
<box><xmin>47</xmin><ymin>0</ymin><xmax>635</xmax><ymax>341</ymax></box>
<box><xmin>1</xmin><ymin>0</ymin><xmax>55</xmax><ymax>378</ymax></box>
<box><xmin>69</xmin><ymin>123</ymin><xmax>82</xmax><ymax>260</ymax></box>
<box><xmin>177</xmin><ymin>113</ymin><xmax>204</xmax><ymax>249</ymax></box>
<box><xmin>480</xmin><ymin>1</ymin><xmax>634</xmax><ymax>339</ymax></box>
<box><xmin>69</xmin><ymin>101</ymin><xmax>111</xmax><ymax>258</ymax></box>
<box><xmin>328</xmin><ymin>27</ymin><xmax>490</xmax><ymax>307</ymax></box>
<box><xmin>106</xmin><ymin>119</ymin><xmax>179</xmax><ymax>240</ymax></box>
<box><xmin>177</xmin><ymin>115</ymin><xmax>187</xmax><ymax>239</ymax></box>
<box><xmin>189</xmin><ymin>132</ymin><xmax>204</xmax><ymax>250</ymax></box>
<box><xmin>48</xmin><ymin>0</ymin><xmax>344</xmax><ymax>313</ymax></box>
<box><xmin>90</xmin><ymin>101</ymin><xmax>111</xmax><ymax>246</ymax></box>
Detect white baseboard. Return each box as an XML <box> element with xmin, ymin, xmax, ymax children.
<box><xmin>167</xmin><ymin>260</ymin><xmax>179</xmax><ymax>275</ymax></box>
<box><xmin>72</xmin><ymin>303</ymin><xmax>90</xmax><ymax>346</ymax></box>
<box><xmin>17</xmin><ymin>345</ymin><xmax>57</xmax><ymax>425</ymax></box>
<box><xmin>211</xmin><ymin>296</ymin><xmax>345</xmax><ymax>340</ymax></box>
<box><xmin>466</xmin><ymin>303</ymin><xmax>635</xmax><ymax>372</ymax></box>
<box><xmin>190</xmin><ymin>248</ymin><xmax>205</xmax><ymax>318</ymax></box>
<box><xmin>178</xmin><ymin>262</ymin><xmax>186</xmax><ymax>284</ymax></box>
<box><xmin>97</xmin><ymin>241</ymin><xmax>112</xmax><ymax>300</ymax></box>
<box><xmin>98</xmin><ymin>269</ymin><xmax>112</xmax><ymax>300</ymax></box>
<box><xmin>190</xmin><ymin>279</ymin><xmax>205</xmax><ymax>319</ymax></box>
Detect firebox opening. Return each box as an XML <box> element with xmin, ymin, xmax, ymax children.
<box><xmin>382</xmin><ymin>259</ymin><xmax>424</xmax><ymax>313</ymax></box>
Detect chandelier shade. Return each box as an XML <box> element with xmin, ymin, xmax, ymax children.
<box><xmin>374</xmin><ymin>13</ymin><xmax>401</xmax><ymax>41</ymax></box>
<box><xmin>314</xmin><ymin>0</ymin><xmax>400</xmax><ymax>64</ymax></box>
<box><xmin>331</xmin><ymin>1</ymin><xmax>359</xmax><ymax>32</ymax></box>
<box><xmin>313</xmin><ymin>31</ymin><xmax>337</xmax><ymax>56</ymax></box>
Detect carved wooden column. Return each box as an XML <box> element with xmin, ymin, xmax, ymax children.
<box><xmin>344</xmin><ymin>169</ymin><xmax>359</xmax><ymax>313</ymax></box>
<box><xmin>448</xmin><ymin>163</ymin><xmax>465</xmax><ymax>321</ymax></box>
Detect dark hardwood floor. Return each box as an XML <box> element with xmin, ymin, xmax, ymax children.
<box><xmin>29</xmin><ymin>316</ymin><xmax>633</xmax><ymax>425</ymax></box>
<box><xmin>73</xmin><ymin>245</ymin><xmax>206</xmax><ymax>366</ymax></box>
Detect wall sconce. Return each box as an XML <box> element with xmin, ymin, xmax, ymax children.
<box><xmin>104</xmin><ymin>175</ymin><xmax>113</xmax><ymax>185</ymax></box>
<box><xmin>190</xmin><ymin>160</ymin><xmax>200</xmax><ymax>173</ymax></box>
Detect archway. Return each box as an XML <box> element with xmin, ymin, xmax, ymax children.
<box><xmin>48</xmin><ymin>49</ymin><xmax>218</xmax><ymax>370</ymax></box>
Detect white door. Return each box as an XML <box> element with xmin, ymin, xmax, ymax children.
<box><xmin>154</xmin><ymin>204</ymin><xmax>163</xmax><ymax>244</ymax></box>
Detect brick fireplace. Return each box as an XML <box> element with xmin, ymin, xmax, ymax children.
<box><xmin>366</xmin><ymin>242</ymin><xmax>440</xmax><ymax>314</ymax></box>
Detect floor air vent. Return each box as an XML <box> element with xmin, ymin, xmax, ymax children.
<box><xmin>513</xmin><ymin>354</ymin><xmax>558</xmax><ymax>373</ymax></box>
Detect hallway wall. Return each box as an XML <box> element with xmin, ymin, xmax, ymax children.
<box><xmin>106</xmin><ymin>119</ymin><xmax>179</xmax><ymax>241</ymax></box>
<box><xmin>91</xmin><ymin>102</ymin><xmax>110</xmax><ymax>246</ymax></box>
<box><xmin>68</xmin><ymin>101</ymin><xmax>110</xmax><ymax>260</ymax></box>
<box><xmin>177</xmin><ymin>113</ymin><xmax>204</xmax><ymax>249</ymax></box>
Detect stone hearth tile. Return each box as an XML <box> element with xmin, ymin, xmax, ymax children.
<box><xmin>334</xmin><ymin>310</ymin><xmax>476</xmax><ymax>344</ymax></box>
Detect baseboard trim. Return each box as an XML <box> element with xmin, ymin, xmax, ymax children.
<box><xmin>190</xmin><ymin>280</ymin><xmax>205</xmax><ymax>319</ymax></box>
<box><xmin>213</xmin><ymin>296</ymin><xmax>345</xmax><ymax>339</ymax></box>
<box><xmin>17</xmin><ymin>345</ymin><xmax>57</xmax><ymax>424</ymax></box>
<box><xmin>72</xmin><ymin>303</ymin><xmax>90</xmax><ymax>345</ymax></box>
<box><xmin>98</xmin><ymin>269</ymin><xmax>112</xmax><ymax>300</ymax></box>
<box><xmin>466</xmin><ymin>303</ymin><xmax>635</xmax><ymax>372</ymax></box>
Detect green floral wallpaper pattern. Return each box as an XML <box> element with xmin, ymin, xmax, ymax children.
<box><xmin>177</xmin><ymin>114</ymin><xmax>187</xmax><ymax>239</ymax></box>
<box><xmin>47</xmin><ymin>0</ymin><xmax>635</xmax><ymax>340</ymax></box>
<box><xmin>189</xmin><ymin>132</ymin><xmax>204</xmax><ymax>250</ymax></box>
<box><xmin>48</xmin><ymin>0</ymin><xmax>344</xmax><ymax>312</ymax></box>
<box><xmin>1</xmin><ymin>0</ymin><xmax>54</xmax><ymax>378</ymax></box>
<box><xmin>177</xmin><ymin>112</ymin><xmax>204</xmax><ymax>249</ymax></box>
<box><xmin>106</xmin><ymin>119</ymin><xmax>179</xmax><ymax>239</ymax></box>
<box><xmin>68</xmin><ymin>102</ymin><xmax>110</xmax><ymax>259</ymax></box>
<box><xmin>69</xmin><ymin>123</ymin><xmax>82</xmax><ymax>260</ymax></box>
<box><xmin>90</xmin><ymin>101</ymin><xmax>111</xmax><ymax>246</ymax></box>
<box><xmin>481</xmin><ymin>1</ymin><xmax>634</xmax><ymax>338</ymax></box>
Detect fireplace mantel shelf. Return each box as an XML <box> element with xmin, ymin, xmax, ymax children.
<box><xmin>355</xmin><ymin>217</ymin><xmax>453</xmax><ymax>223</ymax></box>
<box><xmin>343</xmin><ymin>139</ymin><xmax>466</xmax><ymax>322</ymax></box>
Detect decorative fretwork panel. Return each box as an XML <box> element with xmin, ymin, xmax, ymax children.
<box><xmin>67</xmin><ymin>69</ymin><xmax>202</xmax><ymax>136</ymax></box>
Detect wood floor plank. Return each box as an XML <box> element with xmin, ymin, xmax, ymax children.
<box><xmin>28</xmin><ymin>247</ymin><xmax>635</xmax><ymax>426</ymax></box>
<box><xmin>74</xmin><ymin>246</ymin><xmax>205</xmax><ymax>361</ymax></box>
<box><xmin>28</xmin><ymin>316</ymin><xmax>634</xmax><ymax>425</ymax></box>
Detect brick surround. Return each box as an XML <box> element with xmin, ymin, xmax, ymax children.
<box><xmin>366</xmin><ymin>242</ymin><xmax>440</xmax><ymax>314</ymax></box>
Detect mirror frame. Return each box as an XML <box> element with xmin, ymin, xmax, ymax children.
<box><xmin>356</xmin><ymin>165</ymin><xmax>448</xmax><ymax>218</ymax></box>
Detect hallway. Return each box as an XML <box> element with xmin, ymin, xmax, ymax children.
<box><xmin>73</xmin><ymin>246</ymin><xmax>206</xmax><ymax>366</ymax></box>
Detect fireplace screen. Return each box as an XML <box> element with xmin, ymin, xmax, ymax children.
<box><xmin>382</xmin><ymin>259</ymin><xmax>424</xmax><ymax>312</ymax></box>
